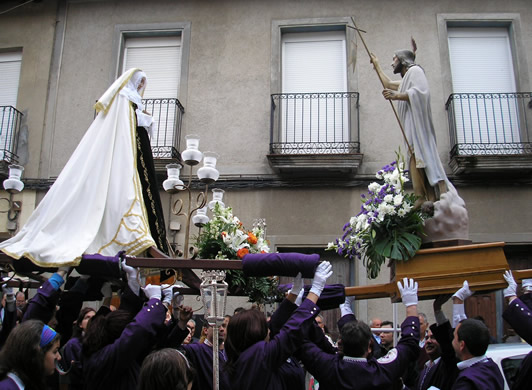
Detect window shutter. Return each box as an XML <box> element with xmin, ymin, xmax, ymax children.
<box><xmin>447</xmin><ymin>27</ymin><xmax>520</xmax><ymax>146</ymax></box>
<box><xmin>281</xmin><ymin>31</ymin><xmax>348</xmax><ymax>147</ymax></box>
<box><xmin>123</xmin><ymin>36</ymin><xmax>181</xmax><ymax>152</ymax></box>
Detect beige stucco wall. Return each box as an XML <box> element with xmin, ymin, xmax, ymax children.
<box><xmin>1</xmin><ymin>0</ymin><xmax>531</xmax><ymax>327</ymax></box>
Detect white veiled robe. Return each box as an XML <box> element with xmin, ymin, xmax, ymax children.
<box><xmin>0</xmin><ymin>68</ymin><xmax>156</xmax><ymax>267</ymax></box>
<box><xmin>397</xmin><ymin>65</ymin><xmax>452</xmax><ymax>189</ymax></box>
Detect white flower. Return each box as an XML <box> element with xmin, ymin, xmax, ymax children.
<box><xmin>383</xmin><ymin>194</ymin><xmax>393</xmax><ymax>204</ymax></box>
<box><xmin>393</xmin><ymin>194</ymin><xmax>404</xmax><ymax>206</ymax></box>
<box><xmin>368</xmin><ymin>182</ymin><xmax>381</xmax><ymax>193</ymax></box>
<box><xmin>327</xmin><ymin>242</ymin><xmax>337</xmax><ymax>250</ymax></box>
<box><xmin>397</xmin><ymin>208</ymin><xmax>407</xmax><ymax>217</ymax></box>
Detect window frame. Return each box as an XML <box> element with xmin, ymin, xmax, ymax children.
<box><xmin>111</xmin><ymin>22</ymin><xmax>191</xmax><ymax>111</ymax></box>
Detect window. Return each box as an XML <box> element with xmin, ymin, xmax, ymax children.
<box><xmin>123</xmin><ymin>36</ymin><xmax>182</xmax><ymax>158</ymax></box>
<box><xmin>281</xmin><ymin>31</ymin><xmax>348</xmax><ymax>149</ymax></box>
<box><xmin>0</xmin><ymin>51</ymin><xmax>22</xmax><ymax>162</ymax></box>
<box><xmin>446</xmin><ymin>27</ymin><xmax>528</xmax><ymax>154</ymax></box>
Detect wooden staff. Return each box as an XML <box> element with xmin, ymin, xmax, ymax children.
<box><xmin>348</xmin><ymin>17</ymin><xmax>414</xmax><ymax>157</ymax></box>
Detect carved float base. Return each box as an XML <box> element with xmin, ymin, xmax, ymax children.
<box><xmin>345</xmin><ymin>242</ymin><xmax>532</xmax><ymax>301</ymax></box>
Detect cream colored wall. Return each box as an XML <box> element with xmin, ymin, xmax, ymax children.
<box><xmin>1</xmin><ymin>0</ymin><xmax>531</xmax><ymax>321</ymax></box>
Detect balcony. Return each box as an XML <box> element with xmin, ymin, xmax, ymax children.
<box><xmin>0</xmin><ymin>105</ymin><xmax>22</xmax><ymax>177</ymax></box>
<box><xmin>268</xmin><ymin>92</ymin><xmax>362</xmax><ymax>176</ymax></box>
<box><xmin>142</xmin><ymin>98</ymin><xmax>184</xmax><ymax>170</ymax></box>
<box><xmin>446</xmin><ymin>92</ymin><xmax>532</xmax><ymax>175</ymax></box>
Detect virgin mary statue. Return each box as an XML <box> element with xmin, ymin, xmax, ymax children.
<box><xmin>0</xmin><ymin>68</ymin><xmax>169</xmax><ymax>267</ymax></box>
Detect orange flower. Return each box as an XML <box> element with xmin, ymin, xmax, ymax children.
<box><xmin>237</xmin><ymin>248</ymin><xmax>250</xmax><ymax>259</ymax></box>
<box><xmin>221</xmin><ymin>231</ymin><xmax>227</xmax><ymax>237</ymax></box>
<box><xmin>247</xmin><ymin>232</ymin><xmax>258</xmax><ymax>245</ymax></box>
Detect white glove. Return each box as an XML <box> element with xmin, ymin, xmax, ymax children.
<box><xmin>121</xmin><ymin>259</ymin><xmax>140</xmax><ymax>295</ymax></box>
<box><xmin>289</xmin><ymin>273</ymin><xmax>303</xmax><ymax>296</ymax></box>
<box><xmin>294</xmin><ymin>289</ymin><xmax>305</xmax><ymax>306</ymax></box>
<box><xmin>522</xmin><ymin>278</ymin><xmax>532</xmax><ymax>293</ymax></box>
<box><xmin>340</xmin><ymin>295</ymin><xmax>355</xmax><ymax>317</ymax></box>
<box><xmin>161</xmin><ymin>284</ymin><xmax>174</xmax><ymax>306</ymax></box>
<box><xmin>452</xmin><ymin>280</ymin><xmax>473</xmax><ymax>301</ymax></box>
<box><xmin>142</xmin><ymin>284</ymin><xmax>161</xmax><ymax>301</ymax></box>
<box><xmin>452</xmin><ymin>303</ymin><xmax>467</xmax><ymax>328</ymax></box>
<box><xmin>397</xmin><ymin>278</ymin><xmax>418</xmax><ymax>307</ymax></box>
<box><xmin>100</xmin><ymin>281</ymin><xmax>113</xmax><ymax>299</ymax></box>
<box><xmin>503</xmin><ymin>270</ymin><xmax>517</xmax><ymax>298</ymax></box>
<box><xmin>309</xmin><ymin>261</ymin><xmax>333</xmax><ymax>296</ymax></box>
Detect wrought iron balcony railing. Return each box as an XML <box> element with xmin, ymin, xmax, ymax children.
<box><xmin>143</xmin><ymin>98</ymin><xmax>184</xmax><ymax>160</ymax></box>
<box><xmin>0</xmin><ymin>105</ymin><xmax>23</xmax><ymax>164</ymax></box>
<box><xmin>446</xmin><ymin>92</ymin><xmax>532</xmax><ymax>156</ymax></box>
<box><xmin>270</xmin><ymin>92</ymin><xmax>360</xmax><ymax>154</ymax></box>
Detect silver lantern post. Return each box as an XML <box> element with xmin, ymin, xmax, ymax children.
<box><xmin>200</xmin><ymin>270</ymin><xmax>228</xmax><ymax>390</ymax></box>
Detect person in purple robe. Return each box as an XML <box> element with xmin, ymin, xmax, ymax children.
<box><xmin>502</xmin><ymin>271</ymin><xmax>532</xmax><ymax>390</ymax></box>
<box><xmin>297</xmin><ymin>278</ymin><xmax>421</xmax><ymax>390</ymax></box>
<box><xmin>451</xmin><ymin>318</ymin><xmax>504</xmax><ymax>390</ymax></box>
<box><xmin>224</xmin><ymin>261</ymin><xmax>333</xmax><ymax>389</ymax></box>
<box><xmin>0</xmin><ymin>320</ymin><xmax>61</xmax><ymax>390</ymax></box>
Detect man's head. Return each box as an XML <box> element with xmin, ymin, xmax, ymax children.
<box><xmin>315</xmin><ymin>315</ymin><xmax>325</xmax><ymax>332</ymax></box>
<box><xmin>392</xmin><ymin>49</ymin><xmax>416</xmax><ymax>74</ymax></box>
<box><xmin>418</xmin><ymin>313</ymin><xmax>428</xmax><ymax>340</ymax></box>
<box><xmin>369</xmin><ymin>317</ymin><xmax>382</xmax><ymax>335</ymax></box>
<box><xmin>452</xmin><ymin>319</ymin><xmax>490</xmax><ymax>361</ymax></box>
<box><xmin>187</xmin><ymin>319</ymin><xmax>196</xmax><ymax>337</ymax></box>
<box><xmin>424</xmin><ymin>328</ymin><xmax>441</xmax><ymax>360</ymax></box>
<box><xmin>379</xmin><ymin>321</ymin><xmax>394</xmax><ymax>349</ymax></box>
<box><xmin>338</xmin><ymin>321</ymin><xmax>373</xmax><ymax>358</ymax></box>
<box><xmin>15</xmin><ymin>291</ymin><xmax>26</xmax><ymax>309</ymax></box>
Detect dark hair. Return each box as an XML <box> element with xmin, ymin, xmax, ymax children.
<box><xmin>457</xmin><ymin>318</ymin><xmax>490</xmax><ymax>356</ymax></box>
<box><xmin>0</xmin><ymin>320</ymin><xmax>60</xmax><ymax>390</ymax></box>
<box><xmin>138</xmin><ymin>348</ymin><xmax>195</xmax><ymax>390</ymax></box>
<box><xmin>340</xmin><ymin>321</ymin><xmax>372</xmax><ymax>358</ymax></box>
<box><xmin>82</xmin><ymin>309</ymin><xmax>134</xmax><ymax>357</ymax></box>
<box><xmin>72</xmin><ymin>307</ymin><xmax>96</xmax><ymax>338</ymax></box>
<box><xmin>224</xmin><ymin>309</ymin><xmax>268</xmax><ymax>377</ymax></box>
<box><xmin>381</xmin><ymin>320</ymin><xmax>393</xmax><ymax>327</ymax></box>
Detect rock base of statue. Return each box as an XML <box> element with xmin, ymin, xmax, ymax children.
<box><xmin>422</xmin><ymin>189</ymin><xmax>469</xmax><ymax>243</ymax></box>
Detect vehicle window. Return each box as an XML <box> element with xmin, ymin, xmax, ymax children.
<box><xmin>501</xmin><ymin>354</ymin><xmax>526</xmax><ymax>388</ymax></box>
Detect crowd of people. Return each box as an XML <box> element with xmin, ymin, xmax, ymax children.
<box><xmin>0</xmin><ymin>258</ymin><xmax>528</xmax><ymax>390</ymax></box>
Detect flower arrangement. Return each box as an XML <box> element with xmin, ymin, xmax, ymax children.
<box><xmin>328</xmin><ymin>153</ymin><xmax>430</xmax><ymax>279</ymax></box>
<box><xmin>195</xmin><ymin>203</ymin><xmax>282</xmax><ymax>303</ymax></box>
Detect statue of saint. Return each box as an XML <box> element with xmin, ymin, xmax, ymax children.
<box><xmin>370</xmin><ymin>46</ymin><xmax>469</xmax><ymax>243</ymax></box>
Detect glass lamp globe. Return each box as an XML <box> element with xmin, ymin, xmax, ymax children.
<box><xmin>181</xmin><ymin>134</ymin><xmax>203</xmax><ymax>166</ymax></box>
<box><xmin>163</xmin><ymin>163</ymin><xmax>185</xmax><ymax>193</ymax></box>
<box><xmin>197</xmin><ymin>152</ymin><xmax>220</xmax><ymax>184</ymax></box>
<box><xmin>3</xmin><ymin>164</ymin><xmax>24</xmax><ymax>194</ymax></box>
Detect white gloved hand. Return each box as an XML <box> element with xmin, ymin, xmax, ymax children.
<box><xmin>397</xmin><ymin>278</ymin><xmax>418</xmax><ymax>307</ymax></box>
<box><xmin>294</xmin><ymin>289</ymin><xmax>305</xmax><ymax>306</ymax></box>
<box><xmin>503</xmin><ymin>270</ymin><xmax>517</xmax><ymax>298</ymax></box>
<box><xmin>161</xmin><ymin>284</ymin><xmax>174</xmax><ymax>306</ymax></box>
<box><xmin>309</xmin><ymin>261</ymin><xmax>333</xmax><ymax>297</ymax></box>
<box><xmin>452</xmin><ymin>280</ymin><xmax>473</xmax><ymax>301</ymax></box>
<box><xmin>289</xmin><ymin>273</ymin><xmax>303</xmax><ymax>297</ymax></box>
<box><xmin>142</xmin><ymin>284</ymin><xmax>161</xmax><ymax>301</ymax></box>
<box><xmin>522</xmin><ymin>278</ymin><xmax>532</xmax><ymax>293</ymax></box>
<box><xmin>340</xmin><ymin>295</ymin><xmax>355</xmax><ymax>317</ymax></box>
<box><xmin>121</xmin><ymin>259</ymin><xmax>140</xmax><ymax>295</ymax></box>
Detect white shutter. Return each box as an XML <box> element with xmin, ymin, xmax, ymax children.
<box><xmin>124</xmin><ymin>36</ymin><xmax>181</xmax><ymax>97</ymax></box>
<box><xmin>281</xmin><ymin>31</ymin><xmax>348</xmax><ymax>149</ymax></box>
<box><xmin>448</xmin><ymin>28</ymin><xmax>520</xmax><ymax>147</ymax></box>
<box><xmin>124</xmin><ymin>36</ymin><xmax>181</xmax><ymax>154</ymax></box>
<box><xmin>0</xmin><ymin>51</ymin><xmax>22</xmax><ymax>160</ymax></box>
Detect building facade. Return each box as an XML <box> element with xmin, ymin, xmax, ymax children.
<box><xmin>1</xmin><ymin>0</ymin><xmax>531</xmax><ymax>340</ymax></box>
